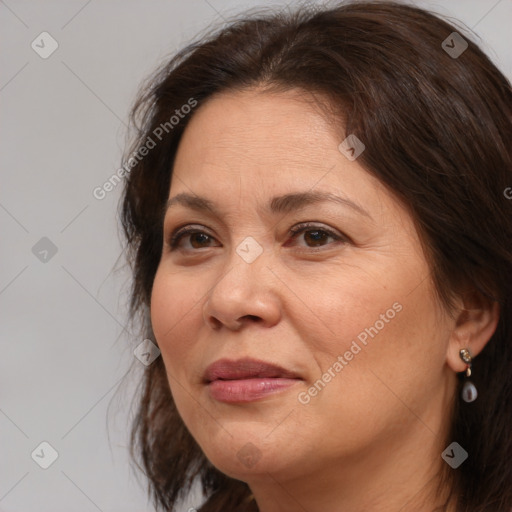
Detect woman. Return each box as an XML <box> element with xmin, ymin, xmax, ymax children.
<box><xmin>120</xmin><ymin>1</ymin><xmax>512</xmax><ymax>510</ymax></box>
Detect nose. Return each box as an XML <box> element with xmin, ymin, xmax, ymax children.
<box><xmin>203</xmin><ymin>252</ymin><xmax>282</xmax><ymax>331</ymax></box>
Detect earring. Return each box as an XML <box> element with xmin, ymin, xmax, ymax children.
<box><xmin>459</xmin><ymin>348</ymin><xmax>477</xmax><ymax>402</ymax></box>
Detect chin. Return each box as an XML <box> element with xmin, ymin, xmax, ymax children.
<box><xmin>204</xmin><ymin>442</ymin><xmax>278</xmax><ymax>481</ymax></box>
<box><xmin>191</xmin><ymin>422</ymin><xmax>284</xmax><ymax>478</ymax></box>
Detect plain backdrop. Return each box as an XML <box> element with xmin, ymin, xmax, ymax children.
<box><xmin>1</xmin><ymin>1</ymin><xmax>510</xmax><ymax>511</ymax></box>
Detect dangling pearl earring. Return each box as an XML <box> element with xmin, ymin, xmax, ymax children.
<box><xmin>459</xmin><ymin>348</ymin><xmax>477</xmax><ymax>402</ymax></box>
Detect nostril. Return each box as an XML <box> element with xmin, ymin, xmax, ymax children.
<box><xmin>242</xmin><ymin>315</ymin><xmax>261</xmax><ymax>322</ymax></box>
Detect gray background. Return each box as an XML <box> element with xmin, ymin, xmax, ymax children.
<box><xmin>1</xmin><ymin>1</ymin><xmax>510</xmax><ymax>511</ymax></box>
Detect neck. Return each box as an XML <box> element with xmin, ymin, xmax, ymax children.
<box><xmin>248</xmin><ymin>418</ymin><xmax>456</xmax><ymax>512</ymax></box>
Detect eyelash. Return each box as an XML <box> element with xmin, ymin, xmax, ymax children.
<box><xmin>166</xmin><ymin>222</ymin><xmax>347</xmax><ymax>252</ymax></box>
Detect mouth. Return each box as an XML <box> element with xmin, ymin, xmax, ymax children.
<box><xmin>203</xmin><ymin>357</ymin><xmax>302</xmax><ymax>403</ymax></box>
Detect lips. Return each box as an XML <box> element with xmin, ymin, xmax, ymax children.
<box><xmin>203</xmin><ymin>358</ymin><xmax>302</xmax><ymax>403</ymax></box>
<box><xmin>203</xmin><ymin>358</ymin><xmax>299</xmax><ymax>382</ymax></box>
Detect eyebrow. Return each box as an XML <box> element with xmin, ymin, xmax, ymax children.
<box><xmin>165</xmin><ymin>191</ymin><xmax>371</xmax><ymax>220</ymax></box>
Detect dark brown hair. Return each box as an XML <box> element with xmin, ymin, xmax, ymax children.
<box><xmin>120</xmin><ymin>1</ymin><xmax>512</xmax><ymax>510</ymax></box>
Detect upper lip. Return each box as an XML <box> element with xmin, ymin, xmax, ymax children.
<box><xmin>203</xmin><ymin>358</ymin><xmax>301</xmax><ymax>383</ymax></box>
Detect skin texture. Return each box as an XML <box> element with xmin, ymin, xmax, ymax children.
<box><xmin>150</xmin><ymin>88</ymin><xmax>499</xmax><ymax>512</ymax></box>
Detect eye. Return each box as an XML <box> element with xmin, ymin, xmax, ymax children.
<box><xmin>166</xmin><ymin>222</ymin><xmax>348</xmax><ymax>252</ymax></box>
<box><xmin>286</xmin><ymin>222</ymin><xmax>347</xmax><ymax>250</ymax></box>
<box><xmin>167</xmin><ymin>225</ymin><xmax>219</xmax><ymax>251</ymax></box>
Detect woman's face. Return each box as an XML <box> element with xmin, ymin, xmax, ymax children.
<box><xmin>151</xmin><ymin>88</ymin><xmax>457</xmax><ymax>485</ymax></box>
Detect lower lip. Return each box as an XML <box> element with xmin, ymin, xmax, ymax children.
<box><xmin>207</xmin><ymin>378</ymin><xmax>300</xmax><ymax>403</ymax></box>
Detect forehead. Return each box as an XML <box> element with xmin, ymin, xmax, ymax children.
<box><xmin>174</xmin><ymin>88</ymin><xmax>340</xmax><ymax>170</ymax></box>
<box><xmin>168</xmin><ymin>88</ymin><xmax>404</xmax><ymax>227</ymax></box>
<box><xmin>173</xmin><ymin>89</ymin><xmax>353</xmax><ymax>190</ymax></box>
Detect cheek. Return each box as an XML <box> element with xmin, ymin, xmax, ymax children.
<box><xmin>284</xmin><ymin>266</ymin><xmax>400</xmax><ymax>357</ymax></box>
<box><xmin>289</xmin><ymin>289</ymin><xmax>445</xmax><ymax>459</ymax></box>
<box><xmin>323</xmin><ymin>285</ymin><xmax>447</xmax><ymax>417</ymax></box>
<box><xmin>290</xmin><ymin>263</ymin><xmax>445</xmax><ymax>402</ymax></box>
<box><xmin>150</xmin><ymin>269</ymin><xmax>200</xmax><ymax>368</ymax></box>
<box><xmin>150</xmin><ymin>270</ymin><xmax>206</xmax><ymax>426</ymax></box>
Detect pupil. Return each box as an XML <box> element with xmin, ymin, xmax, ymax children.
<box><xmin>306</xmin><ymin>230</ymin><xmax>326</xmax><ymax>246</ymax></box>
<box><xmin>192</xmin><ymin>233</ymin><xmax>209</xmax><ymax>247</ymax></box>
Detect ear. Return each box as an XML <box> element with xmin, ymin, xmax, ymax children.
<box><xmin>446</xmin><ymin>289</ymin><xmax>500</xmax><ymax>373</ymax></box>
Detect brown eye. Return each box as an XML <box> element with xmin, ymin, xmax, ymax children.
<box><xmin>168</xmin><ymin>226</ymin><xmax>219</xmax><ymax>250</ymax></box>
<box><xmin>167</xmin><ymin>222</ymin><xmax>347</xmax><ymax>253</ymax></box>
<box><xmin>288</xmin><ymin>223</ymin><xmax>347</xmax><ymax>250</ymax></box>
